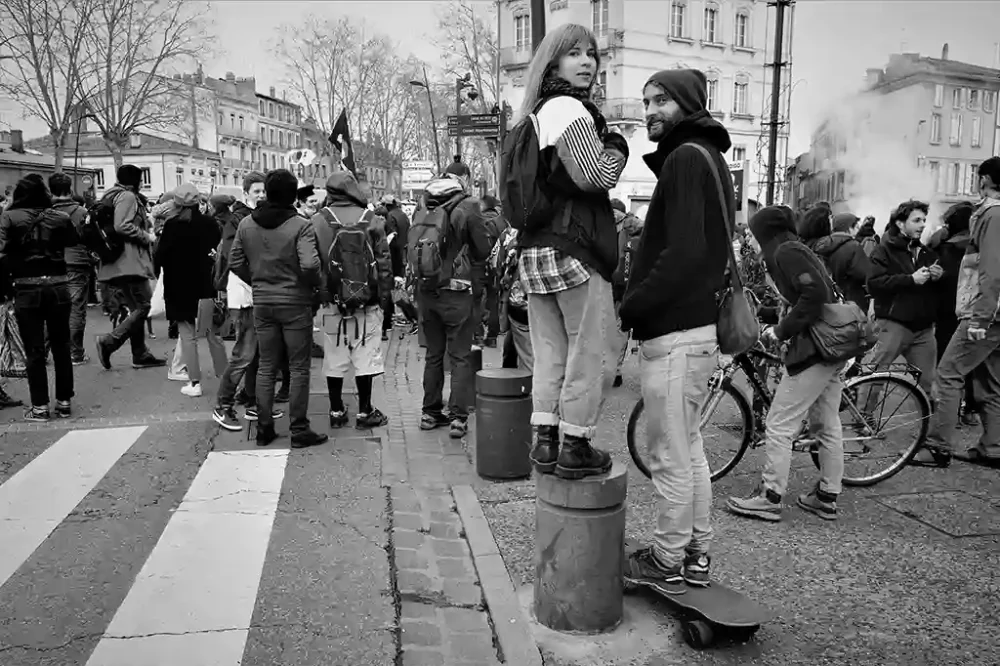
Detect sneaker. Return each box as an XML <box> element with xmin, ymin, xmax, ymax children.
<box><xmin>420</xmin><ymin>411</ymin><xmax>450</xmax><ymax>430</ymax></box>
<box><xmin>132</xmin><ymin>354</ymin><xmax>166</xmax><ymax>369</ymax></box>
<box><xmin>94</xmin><ymin>335</ymin><xmax>113</xmax><ymax>370</ymax></box>
<box><xmin>212</xmin><ymin>406</ymin><xmax>242</xmax><ymax>431</ymax></box>
<box><xmin>71</xmin><ymin>354</ymin><xmax>89</xmax><ymax>366</ymax></box>
<box><xmin>0</xmin><ymin>388</ymin><xmax>23</xmax><ymax>409</ymax></box>
<box><xmin>291</xmin><ymin>430</ymin><xmax>329</xmax><ymax>449</ymax></box>
<box><xmin>960</xmin><ymin>411</ymin><xmax>980</xmax><ymax>428</ymax></box>
<box><xmin>623</xmin><ymin>546</ymin><xmax>685</xmax><ymax>595</ymax></box>
<box><xmin>612</xmin><ymin>374</ymin><xmax>623</xmax><ymax>388</ymax></box>
<box><xmin>796</xmin><ymin>489</ymin><xmax>838</xmax><ymax>521</ymax></box>
<box><xmin>167</xmin><ymin>369</ymin><xmax>190</xmax><ymax>382</ymax></box>
<box><xmin>54</xmin><ymin>400</ymin><xmax>72</xmax><ymax>419</ymax></box>
<box><xmin>449</xmin><ymin>418</ymin><xmax>468</xmax><ymax>439</ymax></box>
<box><xmin>726</xmin><ymin>488</ymin><xmax>783</xmax><ymax>522</ymax></box>
<box><xmin>554</xmin><ymin>435</ymin><xmax>613</xmax><ymax>480</ymax></box>
<box><xmin>244</xmin><ymin>406</ymin><xmax>285</xmax><ymax>421</ymax></box>
<box><xmin>381</xmin><ymin>330</ymin><xmax>390</xmax><ymax>342</ymax></box>
<box><xmin>24</xmin><ymin>406</ymin><xmax>50</xmax><ymax>422</ymax></box>
<box><xmin>529</xmin><ymin>425</ymin><xmax>559</xmax><ymax>474</ymax></box>
<box><xmin>180</xmin><ymin>382</ymin><xmax>203</xmax><ymax>397</ymax></box>
<box><xmin>256</xmin><ymin>424</ymin><xmax>279</xmax><ymax>447</ymax></box>
<box><xmin>682</xmin><ymin>553</ymin><xmax>712</xmax><ymax>587</ymax></box>
<box><xmin>329</xmin><ymin>408</ymin><xmax>349</xmax><ymax>428</ymax></box>
<box><xmin>356</xmin><ymin>408</ymin><xmax>389</xmax><ymax>429</ymax></box>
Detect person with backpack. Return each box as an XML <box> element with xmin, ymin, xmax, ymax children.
<box><xmin>856</xmin><ymin>215</ymin><xmax>880</xmax><ymax>257</ymax></box>
<box><xmin>0</xmin><ymin>174</ymin><xmax>79</xmax><ymax>421</ymax></box>
<box><xmin>502</xmin><ymin>23</ymin><xmax>627</xmax><ymax>479</ymax></box>
<box><xmin>480</xmin><ymin>194</ymin><xmax>506</xmax><ymax>348</ymax></box>
<box><xmin>49</xmin><ymin>173</ymin><xmax>95</xmax><ymax>366</ymax></box>
<box><xmin>490</xmin><ymin>225</ymin><xmax>532</xmax><ymax>370</ymax></box>
<box><xmin>229</xmin><ymin>169</ymin><xmax>327</xmax><ymax>448</ymax></box>
<box><xmin>808</xmin><ymin>211</ymin><xmax>872</xmax><ymax>312</ymax></box>
<box><xmin>93</xmin><ymin>164</ymin><xmax>165</xmax><ymax>370</ymax></box>
<box><xmin>381</xmin><ymin>194</ymin><xmax>411</xmax><ymax>341</ymax></box>
<box><xmin>726</xmin><ymin>205</ymin><xmax>847</xmax><ymax>523</ymax></box>
<box><xmin>309</xmin><ymin>171</ymin><xmax>393</xmax><ymax>429</ymax></box>
<box><xmin>410</xmin><ymin>173</ymin><xmax>491</xmax><ymax>439</ymax></box>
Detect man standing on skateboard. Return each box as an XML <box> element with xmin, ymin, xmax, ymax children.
<box><xmin>620</xmin><ymin>69</ymin><xmax>735</xmax><ymax>590</ymax></box>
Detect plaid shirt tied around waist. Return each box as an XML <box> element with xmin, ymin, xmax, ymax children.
<box><xmin>517</xmin><ymin>246</ymin><xmax>591</xmax><ymax>295</ymax></box>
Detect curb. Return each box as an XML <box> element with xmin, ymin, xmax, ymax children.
<box><xmin>453</xmin><ymin>484</ymin><xmax>543</xmax><ymax>666</ymax></box>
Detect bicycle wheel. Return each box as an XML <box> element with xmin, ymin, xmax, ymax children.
<box><xmin>810</xmin><ymin>373</ymin><xmax>930</xmax><ymax>486</ymax></box>
<box><xmin>626</xmin><ymin>382</ymin><xmax>753</xmax><ymax>482</ymax></box>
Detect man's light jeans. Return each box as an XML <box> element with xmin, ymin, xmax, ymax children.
<box><xmin>527</xmin><ymin>275</ymin><xmax>616</xmax><ymax>438</ymax></box>
<box><xmin>639</xmin><ymin>324</ymin><xmax>717</xmax><ymax>567</ymax></box>
<box><xmin>762</xmin><ymin>360</ymin><xmax>845</xmax><ymax>498</ymax></box>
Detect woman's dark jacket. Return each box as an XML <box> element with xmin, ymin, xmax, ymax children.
<box><xmin>154</xmin><ymin>208</ymin><xmax>222</xmax><ymax>323</ymax></box>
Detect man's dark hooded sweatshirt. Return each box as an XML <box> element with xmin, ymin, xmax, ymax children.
<box><xmin>799</xmin><ymin>209</ymin><xmax>871</xmax><ymax>310</ymax></box>
<box><xmin>229</xmin><ymin>180</ymin><xmax>322</xmax><ymax>307</ymax></box>
<box><xmin>620</xmin><ymin>69</ymin><xmax>735</xmax><ymax>340</ymax></box>
<box><xmin>749</xmin><ymin>205</ymin><xmax>837</xmax><ymax>375</ymax></box>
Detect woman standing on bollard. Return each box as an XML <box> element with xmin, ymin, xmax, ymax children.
<box><xmin>513</xmin><ymin>23</ymin><xmax>628</xmax><ymax>480</ymax></box>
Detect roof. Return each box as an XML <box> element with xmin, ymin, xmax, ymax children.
<box><xmin>255</xmin><ymin>92</ymin><xmax>301</xmax><ymax>109</ymax></box>
<box><xmin>0</xmin><ymin>148</ymin><xmax>92</xmax><ymax>172</ymax></box>
<box><xmin>871</xmin><ymin>52</ymin><xmax>1000</xmax><ymax>91</ymax></box>
<box><xmin>25</xmin><ymin>131</ymin><xmax>221</xmax><ymax>161</ymax></box>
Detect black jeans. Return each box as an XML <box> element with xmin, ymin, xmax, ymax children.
<box><xmin>102</xmin><ymin>276</ymin><xmax>152</xmax><ymax>359</ymax></box>
<box><xmin>13</xmin><ymin>280</ymin><xmax>73</xmax><ymax>406</ymax></box>
<box><xmin>217</xmin><ymin>308</ymin><xmax>258</xmax><ymax>407</ymax></box>
<box><xmin>419</xmin><ymin>289</ymin><xmax>476</xmax><ymax>420</ymax></box>
<box><xmin>484</xmin><ymin>281</ymin><xmax>500</xmax><ymax>338</ymax></box>
<box><xmin>254</xmin><ymin>304</ymin><xmax>313</xmax><ymax>432</ymax></box>
<box><xmin>67</xmin><ymin>267</ymin><xmax>91</xmax><ymax>359</ymax></box>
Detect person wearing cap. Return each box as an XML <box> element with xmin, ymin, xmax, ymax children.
<box><xmin>94</xmin><ymin>164</ymin><xmax>166</xmax><ymax>370</ymax></box>
<box><xmin>620</xmin><ymin>68</ymin><xmax>736</xmax><ymax>590</ymax></box>
<box><xmin>805</xmin><ymin>210</ymin><xmax>871</xmax><ymax>312</ymax></box>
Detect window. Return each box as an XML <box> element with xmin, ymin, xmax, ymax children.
<box><xmin>268</xmin><ymin>102</ymin><xmax>275</xmax><ymax>118</ymax></box>
<box><xmin>269</xmin><ymin>128</ymin><xmax>275</xmax><ymax>144</ymax></box>
<box><xmin>260</xmin><ymin>127</ymin><xmax>266</xmax><ymax>143</ymax></box>
<box><xmin>670</xmin><ymin>1</ymin><xmax>686</xmax><ymax>39</ymax></box>
<box><xmin>240</xmin><ymin>145</ymin><xmax>246</xmax><ymax>161</ymax></box>
<box><xmin>732</xmin><ymin>145</ymin><xmax>746</xmax><ymax>162</ymax></box>
<box><xmin>239</xmin><ymin>115</ymin><xmax>244</xmax><ymax>130</ymax></box>
<box><xmin>949</xmin><ymin>112</ymin><xmax>963</xmax><ymax>146</ymax></box>
<box><xmin>140</xmin><ymin>167</ymin><xmax>152</xmax><ymax>190</ymax></box>
<box><xmin>965</xmin><ymin>164</ymin><xmax>979</xmax><ymax>195</ymax></box>
<box><xmin>947</xmin><ymin>162</ymin><xmax>961</xmax><ymax>194</ymax></box>
<box><xmin>597</xmin><ymin>70</ymin><xmax>607</xmax><ymax>96</ymax></box>
<box><xmin>222</xmin><ymin>174</ymin><xmax>228</xmax><ymax>186</ymax></box>
<box><xmin>259</xmin><ymin>100</ymin><xmax>265</xmax><ymax>114</ymax></box>
<box><xmin>734</xmin><ymin>12</ymin><xmax>749</xmax><ymax>48</ymax></box>
<box><xmin>176</xmin><ymin>173</ymin><xmax>183</xmax><ymax>187</ymax></box>
<box><xmin>94</xmin><ymin>169</ymin><xmax>105</xmax><ymax>187</ymax></box>
<box><xmin>251</xmin><ymin>147</ymin><xmax>257</xmax><ymax>161</ymax></box>
<box><xmin>591</xmin><ymin>0</ymin><xmax>608</xmax><ymax>37</ymax></box>
<box><xmin>218</xmin><ymin>112</ymin><xmax>224</xmax><ymax>125</ymax></box>
<box><xmin>928</xmin><ymin>161</ymin><xmax>940</xmax><ymax>193</ymax></box>
<box><xmin>706</xmin><ymin>74</ymin><xmax>719</xmax><ymax>111</ymax></box>
<box><xmin>703</xmin><ymin>6</ymin><xmax>718</xmax><ymax>42</ymax></box>
<box><xmin>230</xmin><ymin>113</ymin><xmax>235</xmax><ymax>128</ymax></box>
<box><xmin>972</xmin><ymin>116</ymin><xmax>982</xmax><ymax>148</ymax></box>
<box><xmin>985</xmin><ymin>90</ymin><xmax>997</xmax><ymax>113</ymax></box>
<box><xmin>279</xmin><ymin>131</ymin><xmax>285</xmax><ymax>148</ymax></box>
<box><xmin>514</xmin><ymin>13</ymin><xmax>531</xmax><ymax>51</ymax></box>
<box><xmin>952</xmin><ymin>88</ymin><xmax>962</xmax><ymax>108</ymax></box>
<box><xmin>933</xmin><ymin>84</ymin><xmax>944</xmax><ymax>108</ymax></box>
<box><xmin>969</xmin><ymin>89</ymin><xmax>980</xmax><ymax>110</ymax></box>
<box><xmin>733</xmin><ymin>79</ymin><xmax>748</xmax><ymax>115</ymax></box>
<box><xmin>930</xmin><ymin>113</ymin><xmax>942</xmax><ymax>143</ymax></box>
<box><xmin>220</xmin><ymin>149</ymin><xmax>226</xmax><ymax>159</ymax></box>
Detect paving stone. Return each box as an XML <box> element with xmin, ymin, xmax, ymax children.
<box><xmin>393</xmin><ymin>529</ymin><xmax>425</xmax><ymax>549</ymax></box>
<box><xmin>394</xmin><ymin>548</ymin><xmax>429</xmax><ymax>570</ymax></box>
<box><xmin>400</xmin><ymin>620</ymin><xmax>443</xmax><ymax>646</ymax></box>
<box><xmin>442</xmin><ymin>579</ymin><xmax>482</xmax><ymax>607</ymax></box>
<box><xmin>430</xmin><ymin>510</ymin><xmax>460</xmax><ymax>524</ymax></box>
<box><xmin>402</xmin><ymin>648</ymin><xmax>447</xmax><ymax>666</ymax></box>
<box><xmin>400</xmin><ymin>601</ymin><xmax>437</xmax><ymax>620</ymax></box>
<box><xmin>441</xmin><ymin>607</ymin><xmax>490</xmax><ymax>633</ymax></box>
<box><xmin>436</xmin><ymin>557</ymin><xmax>473</xmax><ymax>579</ymax></box>
<box><xmin>449</xmin><ymin>632</ymin><xmax>498</xmax><ymax>662</ymax></box>
<box><xmin>397</xmin><ymin>568</ymin><xmax>437</xmax><ymax>595</ymax></box>
<box><xmin>429</xmin><ymin>521</ymin><xmax>462</xmax><ymax>539</ymax></box>
<box><xmin>430</xmin><ymin>538</ymin><xmax>467</xmax><ymax>557</ymax></box>
<box><xmin>394</xmin><ymin>512</ymin><xmax>427</xmax><ymax>532</ymax></box>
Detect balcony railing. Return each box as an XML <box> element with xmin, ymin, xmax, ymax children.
<box><xmin>500</xmin><ymin>46</ymin><xmax>532</xmax><ymax>69</ymax></box>
<box><xmin>602</xmin><ymin>98</ymin><xmax>644</xmax><ymax>123</ymax></box>
<box><xmin>219</xmin><ymin>126</ymin><xmax>259</xmax><ymax>142</ymax></box>
<box><xmin>221</xmin><ymin>157</ymin><xmax>254</xmax><ymax>170</ymax></box>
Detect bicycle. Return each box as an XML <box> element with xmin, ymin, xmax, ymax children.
<box><xmin>626</xmin><ymin>342</ymin><xmax>931</xmax><ymax>487</ymax></box>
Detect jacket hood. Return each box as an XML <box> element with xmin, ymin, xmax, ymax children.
<box><xmin>324</xmin><ymin>171</ymin><xmax>368</xmax><ymax>208</ymax></box>
<box><xmin>424</xmin><ymin>176</ymin><xmax>468</xmax><ymax>211</ymax></box>
<box><xmin>646</xmin><ymin>69</ymin><xmax>708</xmax><ymax>116</ymax></box>
<box><xmin>232</xmin><ymin>201</ymin><xmax>253</xmax><ymax>220</ymax></box>
<box><xmin>642</xmin><ymin>110</ymin><xmax>732</xmax><ymax>175</ymax></box>
<box><xmin>811</xmin><ymin>232</ymin><xmax>854</xmax><ymax>258</ymax></box>
<box><xmin>797</xmin><ymin>206</ymin><xmax>831</xmax><ymax>241</ymax></box>
<box><xmin>172</xmin><ymin>183</ymin><xmax>201</xmax><ymax>208</ymax></box>
<box><xmin>856</xmin><ymin>220</ymin><xmax>878</xmax><ymax>239</ymax></box>
<box><xmin>9</xmin><ymin>176</ymin><xmax>52</xmax><ymax>210</ymax></box>
<box><xmin>251</xmin><ymin>200</ymin><xmax>301</xmax><ymax>229</ymax></box>
<box><xmin>749</xmin><ymin>205</ymin><xmax>798</xmax><ymax>260</ymax></box>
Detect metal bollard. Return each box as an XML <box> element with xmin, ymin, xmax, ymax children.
<box><xmin>534</xmin><ymin>462</ymin><xmax>627</xmax><ymax>633</ymax></box>
<box><xmin>470</xmin><ymin>346</ymin><xmax>483</xmax><ymax>374</ymax></box>
<box><xmin>474</xmin><ymin>369</ymin><xmax>532</xmax><ymax>480</ymax></box>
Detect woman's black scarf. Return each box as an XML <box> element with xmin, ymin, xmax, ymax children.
<box><xmin>539</xmin><ymin>76</ymin><xmax>607</xmax><ymax>138</ymax></box>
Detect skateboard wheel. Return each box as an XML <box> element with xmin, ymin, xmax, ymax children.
<box><xmin>683</xmin><ymin>620</ymin><xmax>713</xmax><ymax>649</ymax></box>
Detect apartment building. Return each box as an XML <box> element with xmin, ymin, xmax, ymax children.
<box><xmin>256</xmin><ymin>88</ymin><xmax>302</xmax><ymax>173</ymax></box>
<box><xmin>206</xmin><ymin>72</ymin><xmax>261</xmax><ymax>189</ymax></box>
<box><xmin>498</xmin><ymin>0</ymin><xmax>787</xmax><ymax>208</ymax></box>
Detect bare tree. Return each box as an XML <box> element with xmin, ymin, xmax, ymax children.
<box><xmin>0</xmin><ymin>0</ymin><xmax>94</xmax><ymax>170</ymax></box>
<box><xmin>77</xmin><ymin>0</ymin><xmax>213</xmax><ymax>168</ymax></box>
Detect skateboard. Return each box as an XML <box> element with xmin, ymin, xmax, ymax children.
<box><xmin>624</xmin><ymin>538</ymin><xmax>771</xmax><ymax>649</ymax></box>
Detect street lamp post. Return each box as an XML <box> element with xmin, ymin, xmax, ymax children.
<box><xmin>409</xmin><ymin>66</ymin><xmax>443</xmax><ymax>175</ymax></box>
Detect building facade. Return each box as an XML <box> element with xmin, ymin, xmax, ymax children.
<box><xmin>256</xmin><ymin>88</ymin><xmax>302</xmax><ymax>174</ymax></box>
<box><xmin>0</xmin><ymin>130</ymin><xmax>93</xmax><ymax>199</ymax></box>
<box><xmin>497</xmin><ymin>0</ymin><xmax>789</xmax><ymax>209</ymax></box>
<box><xmin>206</xmin><ymin>72</ymin><xmax>262</xmax><ymax>190</ymax></box>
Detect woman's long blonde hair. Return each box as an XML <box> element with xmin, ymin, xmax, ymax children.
<box><xmin>517</xmin><ymin>23</ymin><xmax>600</xmax><ymax>122</ymax></box>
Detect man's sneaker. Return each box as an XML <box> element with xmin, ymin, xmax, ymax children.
<box><xmin>329</xmin><ymin>408</ymin><xmax>349</xmax><ymax>428</ymax></box>
<box><xmin>291</xmin><ymin>430</ymin><xmax>329</xmax><ymax>449</ymax></box>
<box><xmin>381</xmin><ymin>330</ymin><xmax>390</xmax><ymax>342</ymax></box>
<box><xmin>796</xmin><ymin>488</ymin><xmax>838</xmax><ymax>521</ymax></box>
<box><xmin>71</xmin><ymin>354</ymin><xmax>89</xmax><ymax>366</ymax></box>
<box><xmin>960</xmin><ymin>410</ymin><xmax>980</xmax><ymax>428</ymax></box>
<box><xmin>212</xmin><ymin>406</ymin><xmax>242</xmax><ymax>431</ymax></box>
<box><xmin>554</xmin><ymin>435</ymin><xmax>612</xmax><ymax>480</ymax></box>
<box><xmin>24</xmin><ymin>406</ymin><xmax>50</xmax><ymax>422</ymax></box>
<box><xmin>449</xmin><ymin>419</ymin><xmax>468</xmax><ymax>439</ymax></box>
<box><xmin>0</xmin><ymin>387</ymin><xmax>23</xmax><ymax>409</ymax></box>
<box><xmin>623</xmin><ymin>546</ymin><xmax>685</xmax><ymax>595</ymax></box>
<box><xmin>529</xmin><ymin>425</ymin><xmax>559</xmax><ymax>474</ymax></box>
<box><xmin>54</xmin><ymin>400</ymin><xmax>72</xmax><ymax>419</ymax></box>
<box><xmin>420</xmin><ymin>411</ymin><xmax>450</xmax><ymax>430</ymax></box>
<box><xmin>244</xmin><ymin>406</ymin><xmax>285</xmax><ymax>421</ymax></box>
<box><xmin>94</xmin><ymin>335</ymin><xmax>113</xmax><ymax>370</ymax></box>
<box><xmin>682</xmin><ymin>553</ymin><xmax>712</xmax><ymax>587</ymax></box>
<box><xmin>180</xmin><ymin>383</ymin><xmax>203</xmax><ymax>397</ymax></box>
<box><xmin>274</xmin><ymin>387</ymin><xmax>289</xmax><ymax>404</ymax></box>
<box><xmin>132</xmin><ymin>353</ymin><xmax>166</xmax><ymax>369</ymax></box>
<box><xmin>726</xmin><ymin>488</ymin><xmax>783</xmax><ymax>522</ymax></box>
<box><xmin>256</xmin><ymin>424</ymin><xmax>279</xmax><ymax>447</ymax></box>
<box><xmin>357</xmin><ymin>408</ymin><xmax>389</xmax><ymax>429</ymax></box>
<box><xmin>167</xmin><ymin>369</ymin><xmax>190</xmax><ymax>382</ymax></box>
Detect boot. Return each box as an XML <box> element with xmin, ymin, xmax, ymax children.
<box><xmin>529</xmin><ymin>425</ymin><xmax>559</xmax><ymax>474</ymax></box>
<box><xmin>554</xmin><ymin>434</ymin><xmax>612</xmax><ymax>480</ymax></box>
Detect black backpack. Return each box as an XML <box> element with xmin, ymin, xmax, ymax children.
<box><xmin>500</xmin><ymin>102</ymin><xmax>559</xmax><ymax>232</ymax></box>
<box><xmin>321</xmin><ymin>207</ymin><xmax>378</xmax><ymax>314</ymax></box>
<box><xmin>82</xmin><ymin>192</ymin><xmax>126</xmax><ymax>264</ymax></box>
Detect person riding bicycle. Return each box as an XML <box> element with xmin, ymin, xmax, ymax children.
<box><xmin>726</xmin><ymin>205</ymin><xmax>846</xmax><ymax>523</ymax></box>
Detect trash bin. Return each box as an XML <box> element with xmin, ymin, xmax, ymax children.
<box><xmin>475</xmin><ymin>368</ymin><xmax>532</xmax><ymax>480</ymax></box>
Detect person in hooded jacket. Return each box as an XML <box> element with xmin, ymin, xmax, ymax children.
<box><xmin>856</xmin><ymin>216</ymin><xmax>880</xmax><ymax>257</ymax></box>
<box><xmin>806</xmin><ymin>211</ymin><xmax>871</xmax><ymax>312</ymax></box>
<box><xmin>620</xmin><ymin>69</ymin><xmax>734</xmax><ymax>590</ymax></box>
<box><xmin>0</xmin><ymin>174</ymin><xmax>79</xmax><ymax>421</ymax></box>
<box><xmin>381</xmin><ymin>195</ymin><xmax>411</xmax><ymax>339</ymax></box>
<box><xmin>49</xmin><ymin>173</ymin><xmax>95</xmax><ymax>365</ymax></box>
<box><xmin>154</xmin><ymin>183</ymin><xmax>227</xmax><ymax>398</ymax></box>
<box><xmin>726</xmin><ymin>206</ymin><xmax>846</xmax><ymax>524</ymax></box>
<box><xmin>311</xmin><ymin>170</ymin><xmax>393</xmax><ymax>430</ymax></box>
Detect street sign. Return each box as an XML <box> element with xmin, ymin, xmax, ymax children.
<box><xmin>402</xmin><ymin>160</ymin><xmax>436</xmax><ymax>191</ymax></box>
<box><xmin>447</xmin><ymin>126</ymin><xmax>501</xmax><ymax>138</ymax></box>
<box><xmin>446</xmin><ymin>113</ymin><xmax>501</xmax><ymax>137</ymax></box>
<box><xmin>81</xmin><ymin>175</ymin><xmax>93</xmax><ymax>187</ymax></box>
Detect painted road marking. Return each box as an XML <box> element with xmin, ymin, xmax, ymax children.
<box><xmin>0</xmin><ymin>426</ymin><xmax>147</xmax><ymax>589</ymax></box>
<box><xmin>86</xmin><ymin>449</ymin><xmax>289</xmax><ymax>666</ymax></box>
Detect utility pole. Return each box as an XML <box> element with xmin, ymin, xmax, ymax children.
<box><xmin>765</xmin><ymin>0</ymin><xmax>791</xmax><ymax>206</ymax></box>
<box><xmin>530</xmin><ymin>0</ymin><xmax>545</xmax><ymax>51</ymax></box>
<box><xmin>455</xmin><ymin>77</ymin><xmax>463</xmax><ymax>157</ymax></box>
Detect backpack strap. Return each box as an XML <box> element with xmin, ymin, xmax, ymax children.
<box><xmin>684</xmin><ymin>142</ymin><xmax>743</xmax><ymax>296</ymax></box>
<box><xmin>321</xmin><ymin>206</ymin><xmax>340</xmax><ymax>226</ymax></box>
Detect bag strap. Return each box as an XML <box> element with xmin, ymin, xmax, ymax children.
<box><xmin>684</xmin><ymin>142</ymin><xmax>743</xmax><ymax>292</ymax></box>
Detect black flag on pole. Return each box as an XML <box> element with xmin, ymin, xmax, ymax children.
<box><xmin>328</xmin><ymin>110</ymin><xmax>356</xmax><ymax>177</ymax></box>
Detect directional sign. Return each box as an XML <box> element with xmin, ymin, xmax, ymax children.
<box><xmin>447</xmin><ymin>113</ymin><xmax>501</xmax><ymax>137</ymax></box>
<box><xmin>447</xmin><ymin>126</ymin><xmax>500</xmax><ymax>138</ymax></box>
<box><xmin>402</xmin><ymin>160</ymin><xmax>436</xmax><ymax>191</ymax></box>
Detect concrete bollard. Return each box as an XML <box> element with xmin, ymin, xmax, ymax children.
<box><xmin>475</xmin><ymin>369</ymin><xmax>532</xmax><ymax>480</ymax></box>
<box><xmin>534</xmin><ymin>462</ymin><xmax>627</xmax><ymax>634</ymax></box>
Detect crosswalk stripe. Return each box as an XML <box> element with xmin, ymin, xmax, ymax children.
<box><xmin>85</xmin><ymin>449</ymin><xmax>289</xmax><ymax>666</ymax></box>
<box><xmin>0</xmin><ymin>426</ymin><xmax>146</xmax><ymax>589</ymax></box>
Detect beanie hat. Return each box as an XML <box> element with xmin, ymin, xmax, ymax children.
<box><xmin>117</xmin><ymin>164</ymin><xmax>143</xmax><ymax>188</ymax></box>
<box><xmin>831</xmin><ymin>212</ymin><xmax>859</xmax><ymax>233</ymax></box>
<box><xmin>645</xmin><ymin>69</ymin><xmax>708</xmax><ymax>116</ymax></box>
<box><xmin>610</xmin><ymin>198</ymin><xmax>627</xmax><ymax>214</ymax></box>
<box><xmin>172</xmin><ymin>183</ymin><xmax>200</xmax><ymax>208</ymax></box>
